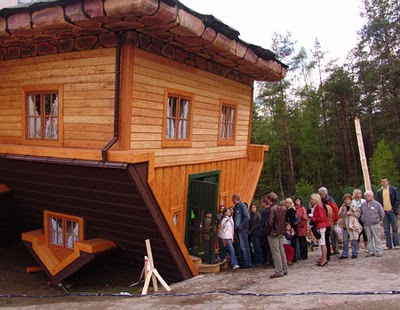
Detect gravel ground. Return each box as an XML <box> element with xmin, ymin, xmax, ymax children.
<box><xmin>1</xmin><ymin>228</ymin><xmax>400</xmax><ymax>309</ymax></box>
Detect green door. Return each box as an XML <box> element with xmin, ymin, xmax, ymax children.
<box><xmin>186</xmin><ymin>178</ymin><xmax>218</xmax><ymax>264</ymax></box>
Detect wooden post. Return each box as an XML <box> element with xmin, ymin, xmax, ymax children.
<box><xmin>354</xmin><ymin>118</ymin><xmax>372</xmax><ymax>191</ymax></box>
<box><xmin>141</xmin><ymin>239</ymin><xmax>171</xmax><ymax>295</ymax></box>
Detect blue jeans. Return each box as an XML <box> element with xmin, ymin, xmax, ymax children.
<box><xmin>342</xmin><ymin>229</ymin><xmax>358</xmax><ymax>257</ymax></box>
<box><xmin>235</xmin><ymin>228</ymin><xmax>252</xmax><ymax>267</ymax></box>
<box><xmin>384</xmin><ymin>211</ymin><xmax>399</xmax><ymax>248</ymax></box>
<box><xmin>219</xmin><ymin>238</ymin><xmax>238</xmax><ymax>266</ymax></box>
<box><xmin>249</xmin><ymin>230</ymin><xmax>264</xmax><ymax>265</ymax></box>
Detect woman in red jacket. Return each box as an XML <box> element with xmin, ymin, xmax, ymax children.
<box><xmin>310</xmin><ymin>193</ymin><xmax>330</xmax><ymax>266</ymax></box>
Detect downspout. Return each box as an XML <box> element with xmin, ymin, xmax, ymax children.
<box><xmin>102</xmin><ymin>32</ymin><xmax>122</xmax><ymax>163</ymax></box>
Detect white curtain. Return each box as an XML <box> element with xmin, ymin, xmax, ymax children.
<box><xmin>50</xmin><ymin>217</ymin><xmax>63</xmax><ymax>246</ymax></box>
<box><xmin>220</xmin><ymin>108</ymin><xmax>226</xmax><ymax>139</ymax></box>
<box><xmin>178</xmin><ymin>99</ymin><xmax>189</xmax><ymax>139</ymax></box>
<box><xmin>66</xmin><ymin>221</ymin><xmax>79</xmax><ymax>249</ymax></box>
<box><xmin>228</xmin><ymin>108</ymin><xmax>235</xmax><ymax>139</ymax></box>
<box><xmin>44</xmin><ymin>94</ymin><xmax>58</xmax><ymax>139</ymax></box>
<box><xmin>166</xmin><ymin>98</ymin><xmax>176</xmax><ymax>139</ymax></box>
<box><xmin>28</xmin><ymin>95</ymin><xmax>41</xmax><ymax>138</ymax></box>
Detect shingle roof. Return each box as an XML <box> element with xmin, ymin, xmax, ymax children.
<box><xmin>0</xmin><ymin>0</ymin><xmax>287</xmax><ymax>82</ymax></box>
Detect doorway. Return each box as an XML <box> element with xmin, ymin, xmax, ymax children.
<box><xmin>185</xmin><ymin>170</ymin><xmax>219</xmax><ymax>264</ymax></box>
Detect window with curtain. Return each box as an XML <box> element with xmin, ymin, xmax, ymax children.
<box><xmin>46</xmin><ymin>211</ymin><xmax>83</xmax><ymax>250</ymax></box>
<box><xmin>27</xmin><ymin>91</ymin><xmax>58</xmax><ymax>140</ymax></box>
<box><xmin>163</xmin><ymin>91</ymin><xmax>193</xmax><ymax>147</ymax></box>
<box><xmin>219</xmin><ymin>104</ymin><xmax>236</xmax><ymax>141</ymax></box>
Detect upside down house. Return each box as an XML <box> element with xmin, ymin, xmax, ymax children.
<box><xmin>0</xmin><ymin>0</ymin><xmax>287</xmax><ymax>285</ymax></box>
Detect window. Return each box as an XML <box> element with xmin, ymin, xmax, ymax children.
<box><xmin>171</xmin><ymin>205</ymin><xmax>183</xmax><ymax>236</ymax></box>
<box><xmin>23</xmin><ymin>85</ymin><xmax>63</xmax><ymax>146</ymax></box>
<box><xmin>162</xmin><ymin>89</ymin><xmax>193</xmax><ymax>147</ymax></box>
<box><xmin>218</xmin><ymin>101</ymin><xmax>237</xmax><ymax>145</ymax></box>
<box><xmin>27</xmin><ymin>91</ymin><xmax>58</xmax><ymax>140</ymax></box>
<box><xmin>44</xmin><ymin>211</ymin><xmax>84</xmax><ymax>250</ymax></box>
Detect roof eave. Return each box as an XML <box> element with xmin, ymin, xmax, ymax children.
<box><xmin>0</xmin><ymin>0</ymin><xmax>287</xmax><ymax>82</ymax></box>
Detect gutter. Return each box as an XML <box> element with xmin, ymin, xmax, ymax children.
<box><xmin>102</xmin><ymin>32</ymin><xmax>122</xmax><ymax>163</ymax></box>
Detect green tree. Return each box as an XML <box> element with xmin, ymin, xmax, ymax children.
<box><xmin>370</xmin><ymin>139</ymin><xmax>399</xmax><ymax>184</ymax></box>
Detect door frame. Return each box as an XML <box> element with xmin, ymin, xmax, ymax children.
<box><xmin>185</xmin><ymin>170</ymin><xmax>220</xmax><ymax>249</ymax></box>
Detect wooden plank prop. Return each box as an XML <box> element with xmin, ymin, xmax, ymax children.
<box><xmin>354</xmin><ymin>118</ymin><xmax>372</xmax><ymax>191</ymax></box>
<box><xmin>141</xmin><ymin>239</ymin><xmax>171</xmax><ymax>295</ymax></box>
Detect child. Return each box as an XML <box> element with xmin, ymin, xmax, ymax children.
<box><xmin>218</xmin><ymin>208</ymin><xmax>240</xmax><ymax>269</ymax></box>
<box><xmin>283</xmin><ymin>222</ymin><xmax>295</xmax><ymax>265</ymax></box>
<box><xmin>203</xmin><ymin>210</ymin><xmax>215</xmax><ymax>264</ymax></box>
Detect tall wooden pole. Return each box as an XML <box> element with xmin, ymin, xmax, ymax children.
<box><xmin>355</xmin><ymin>118</ymin><xmax>372</xmax><ymax>191</ymax></box>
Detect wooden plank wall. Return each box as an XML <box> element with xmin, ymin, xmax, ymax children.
<box><xmin>0</xmin><ymin>49</ymin><xmax>116</xmax><ymax>148</ymax></box>
<box><xmin>150</xmin><ymin>156</ymin><xmax>253</xmax><ymax>242</ymax></box>
<box><xmin>131</xmin><ymin>48</ymin><xmax>252</xmax><ymax>166</ymax></box>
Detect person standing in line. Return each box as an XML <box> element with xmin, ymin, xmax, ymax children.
<box><xmin>248</xmin><ymin>204</ymin><xmax>264</xmax><ymax>266</ymax></box>
<box><xmin>218</xmin><ymin>208</ymin><xmax>240</xmax><ymax>269</ymax></box>
<box><xmin>232</xmin><ymin>194</ymin><xmax>252</xmax><ymax>269</ymax></box>
<box><xmin>260</xmin><ymin>197</ymin><xmax>274</xmax><ymax>267</ymax></box>
<box><xmin>338</xmin><ymin>193</ymin><xmax>362</xmax><ymax>259</ymax></box>
<box><xmin>319</xmin><ymin>187</ymin><xmax>339</xmax><ymax>255</ymax></box>
<box><xmin>321</xmin><ymin>198</ymin><xmax>333</xmax><ymax>262</ymax></box>
<box><xmin>284</xmin><ymin>198</ymin><xmax>299</xmax><ymax>262</ymax></box>
<box><xmin>361</xmin><ymin>191</ymin><xmax>385</xmax><ymax>257</ymax></box>
<box><xmin>310</xmin><ymin>193</ymin><xmax>330</xmax><ymax>266</ymax></box>
<box><xmin>294</xmin><ymin>197</ymin><xmax>308</xmax><ymax>260</ymax></box>
<box><xmin>352</xmin><ymin>189</ymin><xmax>368</xmax><ymax>253</ymax></box>
<box><xmin>376</xmin><ymin>177</ymin><xmax>399</xmax><ymax>250</ymax></box>
<box><xmin>265</xmin><ymin>192</ymin><xmax>288</xmax><ymax>278</ymax></box>
<box><xmin>216</xmin><ymin>205</ymin><xmax>225</xmax><ymax>261</ymax></box>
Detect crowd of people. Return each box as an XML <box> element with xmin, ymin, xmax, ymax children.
<box><xmin>213</xmin><ymin>177</ymin><xmax>399</xmax><ymax>279</ymax></box>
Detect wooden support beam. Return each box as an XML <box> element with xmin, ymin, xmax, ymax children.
<box><xmin>355</xmin><ymin>118</ymin><xmax>372</xmax><ymax>191</ymax></box>
<box><xmin>141</xmin><ymin>239</ymin><xmax>171</xmax><ymax>295</ymax></box>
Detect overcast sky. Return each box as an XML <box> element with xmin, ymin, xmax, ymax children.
<box><xmin>180</xmin><ymin>0</ymin><xmax>366</xmax><ymax>65</ymax></box>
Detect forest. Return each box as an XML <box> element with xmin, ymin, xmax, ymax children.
<box><xmin>252</xmin><ymin>0</ymin><xmax>400</xmax><ymax>203</ymax></box>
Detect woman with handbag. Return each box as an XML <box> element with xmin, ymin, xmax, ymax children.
<box><xmin>339</xmin><ymin>193</ymin><xmax>362</xmax><ymax>259</ymax></box>
<box><xmin>310</xmin><ymin>193</ymin><xmax>330</xmax><ymax>266</ymax></box>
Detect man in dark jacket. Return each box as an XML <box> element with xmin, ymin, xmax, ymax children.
<box><xmin>265</xmin><ymin>192</ymin><xmax>287</xmax><ymax>278</ymax></box>
<box><xmin>377</xmin><ymin>177</ymin><xmax>399</xmax><ymax>250</ymax></box>
<box><xmin>232</xmin><ymin>194</ymin><xmax>252</xmax><ymax>268</ymax></box>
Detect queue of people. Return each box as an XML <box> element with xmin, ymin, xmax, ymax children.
<box><xmin>214</xmin><ymin>177</ymin><xmax>399</xmax><ymax>279</ymax></box>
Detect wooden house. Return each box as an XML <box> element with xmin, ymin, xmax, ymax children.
<box><xmin>0</xmin><ymin>0</ymin><xmax>287</xmax><ymax>285</ymax></box>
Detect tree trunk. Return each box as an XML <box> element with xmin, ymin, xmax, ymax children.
<box><xmin>280</xmin><ymin>85</ymin><xmax>296</xmax><ymax>193</ymax></box>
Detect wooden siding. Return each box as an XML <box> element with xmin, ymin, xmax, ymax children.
<box><xmin>0</xmin><ymin>156</ymin><xmax>194</xmax><ymax>282</ymax></box>
<box><xmin>149</xmin><ymin>146</ymin><xmax>266</xmax><ymax>243</ymax></box>
<box><xmin>0</xmin><ymin>45</ymin><xmax>254</xmax><ymax>168</ymax></box>
<box><xmin>131</xmin><ymin>48</ymin><xmax>252</xmax><ymax>166</ymax></box>
<box><xmin>0</xmin><ymin>49</ymin><xmax>116</xmax><ymax>148</ymax></box>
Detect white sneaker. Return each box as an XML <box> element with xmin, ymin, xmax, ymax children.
<box><xmin>393</xmin><ymin>246</ymin><xmax>400</xmax><ymax>250</ymax></box>
<box><xmin>233</xmin><ymin>265</ymin><xmax>240</xmax><ymax>270</ymax></box>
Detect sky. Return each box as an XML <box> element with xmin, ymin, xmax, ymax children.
<box><xmin>180</xmin><ymin>0</ymin><xmax>366</xmax><ymax>66</ymax></box>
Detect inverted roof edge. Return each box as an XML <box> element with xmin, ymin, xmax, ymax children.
<box><xmin>0</xmin><ymin>0</ymin><xmax>289</xmax><ymax>78</ymax></box>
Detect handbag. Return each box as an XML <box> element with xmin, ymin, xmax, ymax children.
<box><xmin>309</xmin><ymin>221</ymin><xmax>321</xmax><ymax>239</ymax></box>
<box><xmin>294</xmin><ymin>215</ymin><xmax>301</xmax><ymax>226</ymax></box>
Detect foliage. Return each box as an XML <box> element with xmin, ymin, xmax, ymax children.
<box><xmin>252</xmin><ymin>0</ymin><xmax>400</xmax><ymax>198</ymax></box>
<box><xmin>370</xmin><ymin>139</ymin><xmax>399</xmax><ymax>184</ymax></box>
<box><xmin>295</xmin><ymin>178</ymin><xmax>315</xmax><ymax>198</ymax></box>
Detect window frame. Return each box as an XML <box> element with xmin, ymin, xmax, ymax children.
<box><xmin>43</xmin><ymin>211</ymin><xmax>84</xmax><ymax>251</ymax></box>
<box><xmin>162</xmin><ymin>88</ymin><xmax>193</xmax><ymax>148</ymax></box>
<box><xmin>219</xmin><ymin>191</ymin><xmax>228</xmax><ymax>208</ymax></box>
<box><xmin>22</xmin><ymin>85</ymin><xmax>63</xmax><ymax>146</ymax></box>
<box><xmin>218</xmin><ymin>100</ymin><xmax>237</xmax><ymax>146</ymax></box>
